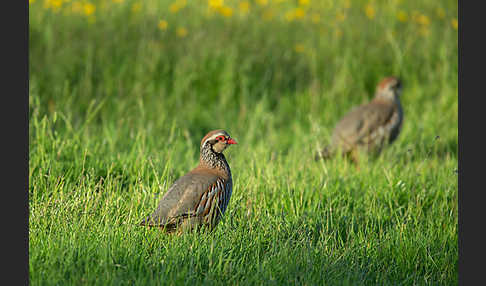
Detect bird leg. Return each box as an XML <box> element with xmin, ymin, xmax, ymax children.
<box><xmin>349</xmin><ymin>149</ymin><xmax>360</xmax><ymax>171</ymax></box>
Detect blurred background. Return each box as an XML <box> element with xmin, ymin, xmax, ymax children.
<box><xmin>29</xmin><ymin>1</ymin><xmax>458</xmax><ymax>284</ymax></box>
<box><xmin>29</xmin><ymin>0</ymin><xmax>458</xmax><ymax>148</ymax></box>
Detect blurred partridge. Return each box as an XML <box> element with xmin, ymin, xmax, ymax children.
<box><xmin>140</xmin><ymin>129</ymin><xmax>237</xmax><ymax>233</ymax></box>
<box><xmin>316</xmin><ymin>77</ymin><xmax>404</xmax><ymax>163</ymax></box>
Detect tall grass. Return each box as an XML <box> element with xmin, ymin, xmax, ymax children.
<box><xmin>29</xmin><ymin>0</ymin><xmax>457</xmax><ymax>284</ymax></box>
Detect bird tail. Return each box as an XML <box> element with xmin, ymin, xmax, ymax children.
<box><xmin>315</xmin><ymin>146</ymin><xmax>334</xmax><ymax>160</ymax></box>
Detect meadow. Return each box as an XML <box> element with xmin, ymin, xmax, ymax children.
<box><xmin>29</xmin><ymin>0</ymin><xmax>458</xmax><ymax>284</ymax></box>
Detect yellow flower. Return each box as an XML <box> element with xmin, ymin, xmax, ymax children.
<box><xmin>170</xmin><ymin>0</ymin><xmax>186</xmax><ymax>12</ymax></box>
<box><xmin>262</xmin><ymin>9</ymin><xmax>274</xmax><ymax>21</ymax></box>
<box><xmin>451</xmin><ymin>18</ymin><xmax>458</xmax><ymax>30</ymax></box>
<box><xmin>415</xmin><ymin>14</ymin><xmax>430</xmax><ymax>26</ymax></box>
<box><xmin>158</xmin><ymin>20</ymin><xmax>168</xmax><ymax>30</ymax></box>
<box><xmin>170</xmin><ymin>3</ymin><xmax>181</xmax><ymax>13</ymax></box>
<box><xmin>44</xmin><ymin>0</ymin><xmax>63</xmax><ymax>11</ymax></box>
<box><xmin>397</xmin><ymin>11</ymin><xmax>408</xmax><ymax>22</ymax></box>
<box><xmin>311</xmin><ymin>13</ymin><xmax>320</xmax><ymax>23</ymax></box>
<box><xmin>294</xmin><ymin>44</ymin><xmax>305</xmax><ymax>53</ymax></box>
<box><xmin>131</xmin><ymin>2</ymin><xmax>141</xmax><ymax>13</ymax></box>
<box><xmin>256</xmin><ymin>0</ymin><xmax>268</xmax><ymax>6</ymax></box>
<box><xmin>436</xmin><ymin>8</ymin><xmax>445</xmax><ymax>19</ymax></box>
<box><xmin>83</xmin><ymin>3</ymin><xmax>96</xmax><ymax>16</ymax></box>
<box><xmin>176</xmin><ymin>27</ymin><xmax>188</xmax><ymax>38</ymax></box>
<box><xmin>298</xmin><ymin>0</ymin><xmax>309</xmax><ymax>6</ymax></box>
<box><xmin>294</xmin><ymin>8</ymin><xmax>305</xmax><ymax>19</ymax></box>
<box><xmin>365</xmin><ymin>4</ymin><xmax>375</xmax><ymax>20</ymax></box>
<box><xmin>209</xmin><ymin>0</ymin><xmax>223</xmax><ymax>9</ymax></box>
<box><xmin>335</xmin><ymin>12</ymin><xmax>346</xmax><ymax>22</ymax></box>
<box><xmin>219</xmin><ymin>6</ymin><xmax>233</xmax><ymax>17</ymax></box>
<box><xmin>239</xmin><ymin>1</ymin><xmax>250</xmax><ymax>14</ymax></box>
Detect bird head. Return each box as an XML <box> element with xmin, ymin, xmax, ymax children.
<box><xmin>375</xmin><ymin>77</ymin><xmax>402</xmax><ymax>101</ymax></box>
<box><xmin>201</xmin><ymin>129</ymin><xmax>237</xmax><ymax>154</ymax></box>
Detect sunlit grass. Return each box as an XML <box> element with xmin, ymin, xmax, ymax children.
<box><xmin>29</xmin><ymin>0</ymin><xmax>457</xmax><ymax>284</ymax></box>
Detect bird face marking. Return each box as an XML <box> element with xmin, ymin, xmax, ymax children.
<box><xmin>215</xmin><ymin>135</ymin><xmax>237</xmax><ymax>145</ymax></box>
<box><xmin>202</xmin><ymin>130</ymin><xmax>237</xmax><ymax>153</ymax></box>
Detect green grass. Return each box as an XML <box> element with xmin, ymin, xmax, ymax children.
<box><xmin>29</xmin><ymin>0</ymin><xmax>457</xmax><ymax>284</ymax></box>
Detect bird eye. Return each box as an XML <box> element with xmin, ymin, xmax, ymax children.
<box><xmin>216</xmin><ymin>136</ymin><xmax>225</xmax><ymax>141</ymax></box>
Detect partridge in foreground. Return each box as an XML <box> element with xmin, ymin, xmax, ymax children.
<box><xmin>316</xmin><ymin>77</ymin><xmax>404</xmax><ymax>163</ymax></box>
<box><xmin>140</xmin><ymin>129</ymin><xmax>237</xmax><ymax>233</ymax></box>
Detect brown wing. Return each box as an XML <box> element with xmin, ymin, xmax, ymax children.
<box><xmin>331</xmin><ymin>101</ymin><xmax>396</xmax><ymax>152</ymax></box>
<box><xmin>140</xmin><ymin>172</ymin><xmax>219</xmax><ymax>227</ymax></box>
<box><xmin>140</xmin><ymin>173</ymin><xmax>232</xmax><ymax>228</ymax></box>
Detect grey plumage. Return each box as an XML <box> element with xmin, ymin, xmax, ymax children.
<box><xmin>317</xmin><ymin>77</ymin><xmax>404</xmax><ymax>162</ymax></box>
<box><xmin>140</xmin><ymin>129</ymin><xmax>236</xmax><ymax>233</ymax></box>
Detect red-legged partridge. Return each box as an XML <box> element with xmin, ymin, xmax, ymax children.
<box><xmin>140</xmin><ymin>129</ymin><xmax>237</xmax><ymax>233</ymax></box>
<box><xmin>316</xmin><ymin>77</ymin><xmax>404</xmax><ymax>163</ymax></box>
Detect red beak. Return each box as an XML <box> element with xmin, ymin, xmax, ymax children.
<box><xmin>226</xmin><ymin>138</ymin><xmax>237</xmax><ymax>145</ymax></box>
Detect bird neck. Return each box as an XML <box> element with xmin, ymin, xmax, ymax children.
<box><xmin>199</xmin><ymin>144</ymin><xmax>231</xmax><ymax>175</ymax></box>
<box><xmin>374</xmin><ymin>93</ymin><xmax>400</xmax><ymax>106</ymax></box>
<box><xmin>373</xmin><ymin>95</ymin><xmax>403</xmax><ymax>119</ymax></box>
